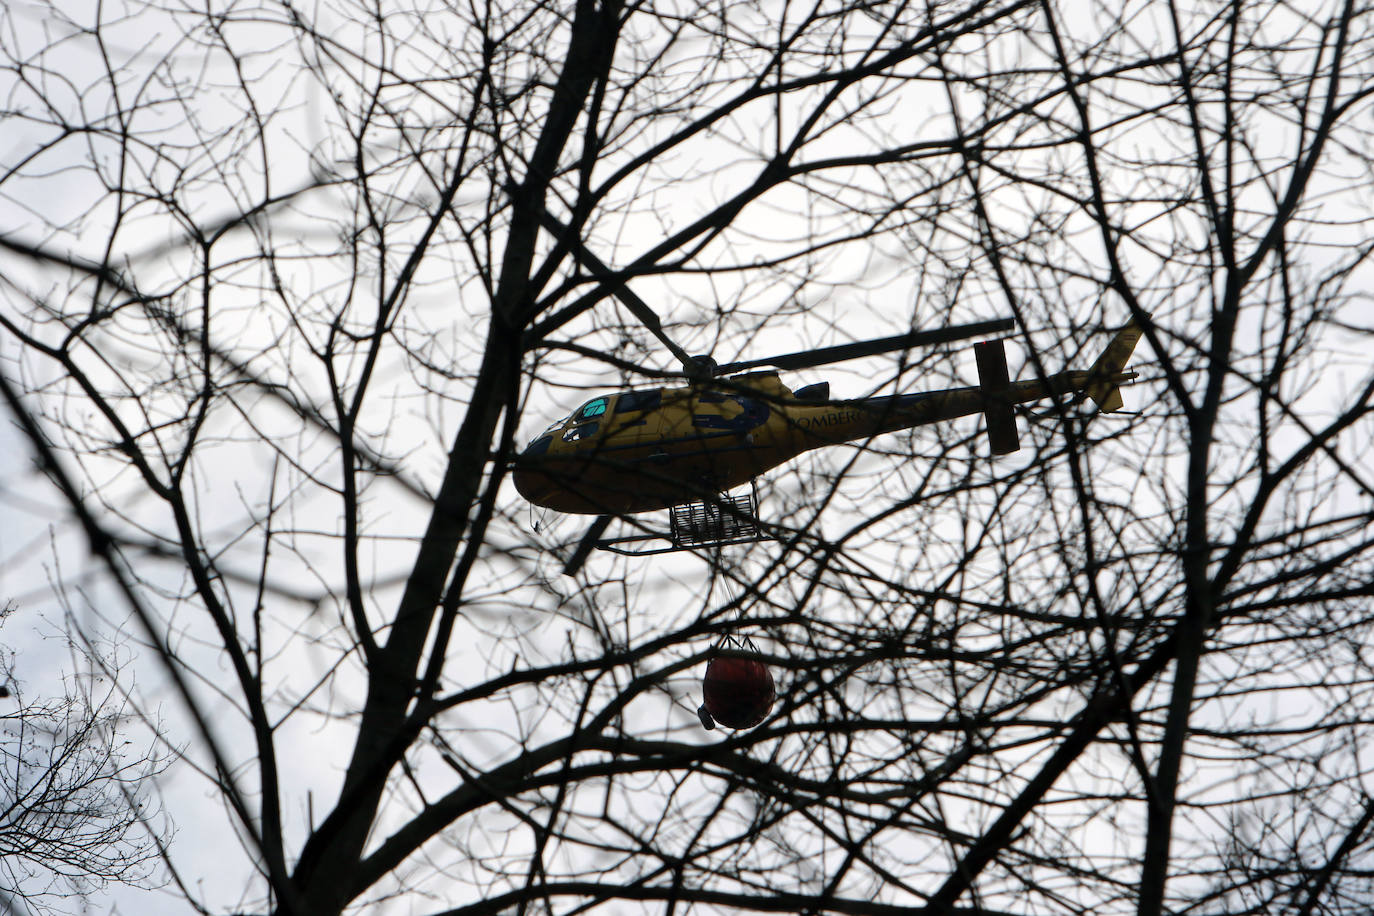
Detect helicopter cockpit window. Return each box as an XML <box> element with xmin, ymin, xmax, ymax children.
<box><xmin>575</xmin><ymin>397</ymin><xmax>609</xmax><ymax>421</ymax></box>
<box><xmin>615</xmin><ymin>389</ymin><xmax>661</xmax><ymax>413</ymax></box>
<box><xmin>562</xmin><ymin>422</ymin><xmax>599</xmax><ymax>442</ymax></box>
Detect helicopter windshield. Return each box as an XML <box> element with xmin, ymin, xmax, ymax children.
<box><xmin>573</xmin><ymin>396</ymin><xmax>610</xmax><ymax>421</ymax></box>
<box><xmin>562</xmin><ymin>422</ymin><xmax>599</xmax><ymax>442</ymax></box>
<box><xmin>524</xmin><ymin>416</ymin><xmax>569</xmax><ymax>453</ymax></box>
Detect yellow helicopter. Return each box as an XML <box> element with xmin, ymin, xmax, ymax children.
<box><xmin>516</xmin><ymin>211</ymin><xmax>1143</xmax><ymax>575</ymax></box>
<box><xmin>514</xmin><ymin>316</ymin><xmax>1142</xmax><ymax>574</ymax></box>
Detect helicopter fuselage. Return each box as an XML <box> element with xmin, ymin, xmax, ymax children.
<box><xmin>511</xmin><ymin>367</ymin><xmax>1100</xmax><ymax>515</ymax></box>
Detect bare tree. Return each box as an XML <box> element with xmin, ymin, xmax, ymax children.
<box><xmin>1</xmin><ymin>0</ymin><xmax>1373</xmax><ymax>914</ymax></box>
<box><xmin>0</xmin><ymin>608</ymin><xmax>166</xmax><ymax>914</ymax></box>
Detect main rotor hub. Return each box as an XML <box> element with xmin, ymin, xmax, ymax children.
<box><xmin>686</xmin><ymin>354</ymin><xmax>718</xmax><ymax>378</ymax></box>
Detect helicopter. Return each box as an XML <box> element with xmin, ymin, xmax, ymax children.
<box><xmin>514</xmin><ymin>209</ymin><xmax>1143</xmax><ymax>577</ymax></box>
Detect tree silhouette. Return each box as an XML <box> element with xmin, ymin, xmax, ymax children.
<box><xmin>2</xmin><ymin>0</ymin><xmax>1373</xmax><ymax>914</ymax></box>
<box><xmin>0</xmin><ymin>613</ymin><xmax>166</xmax><ymax>914</ymax></box>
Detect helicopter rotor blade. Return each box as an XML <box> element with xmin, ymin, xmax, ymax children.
<box><xmin>537</xmin><ymin>208</ymin><xmax>698</xmax><ymax>374</ymax></box>
<box><xmin>710</xmin><ymin>317</ymin><xmax>1017</xmax><ymax>376</ymax></box>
